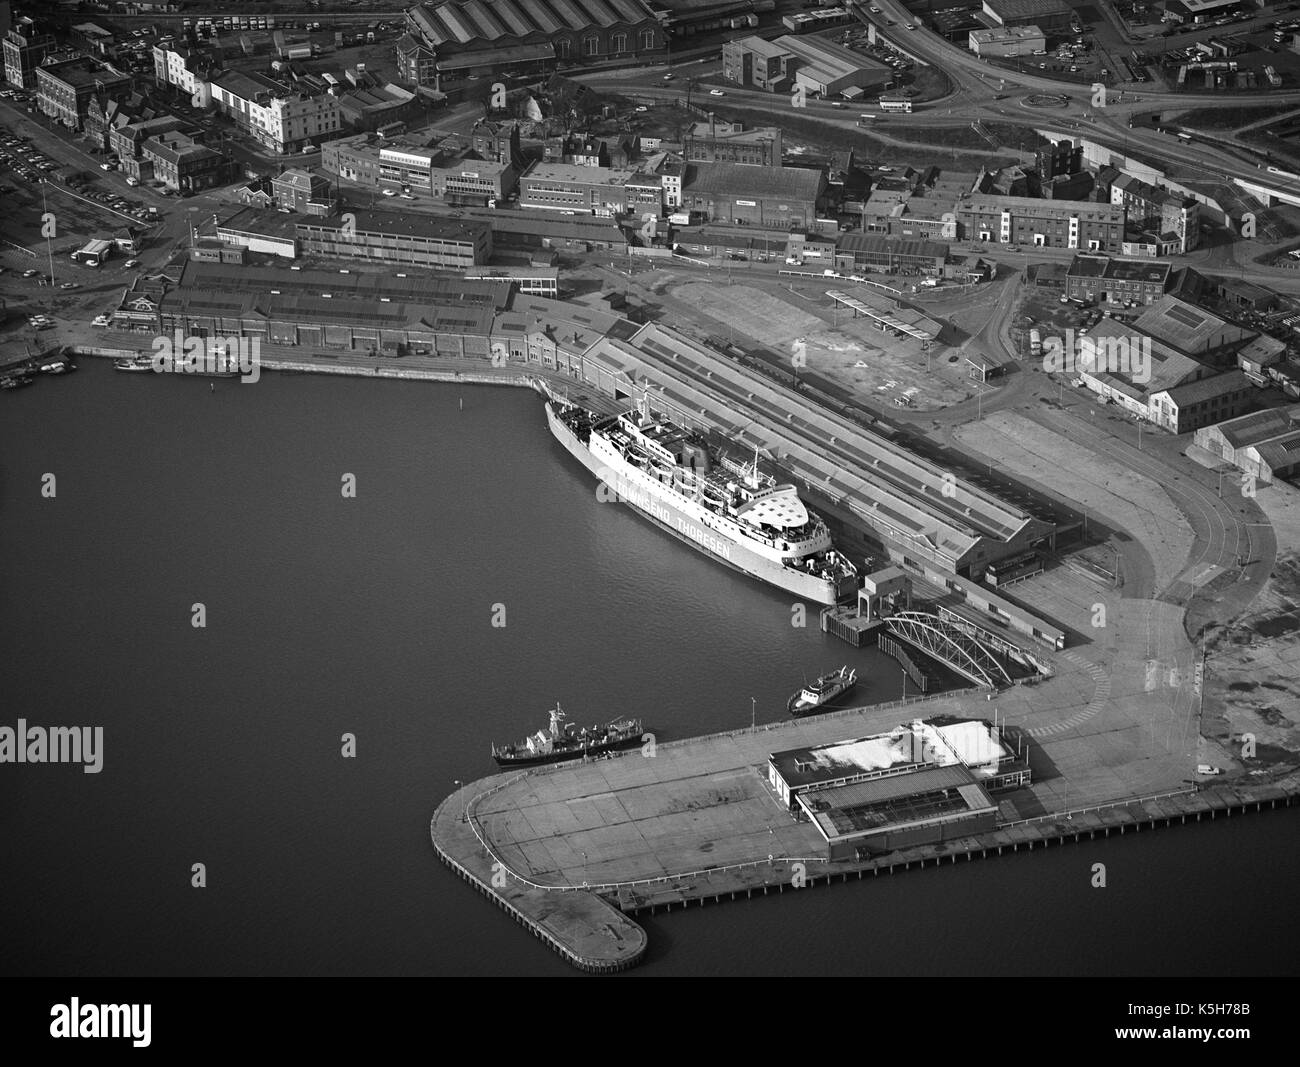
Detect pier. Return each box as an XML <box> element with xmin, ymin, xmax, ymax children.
<box><xmin>431</xmin><ymin>707</ymin><xmax>1299</xmax><ymax>970</ymax></box>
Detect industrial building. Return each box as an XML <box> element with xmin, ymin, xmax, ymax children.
<box><xmin>296</xmin><ymin>209</ymin><xmax>492</xmax><ymax>269</ymax></box>
<box><xmin>518</xmin><ymin>162</ymin><xmax>661</xmax><ymax>216</ymax></box>
<box><xmin>682</xmin><ymin>121</ymin><xmax>783</xmax><ymax>168</ymax></box>
<box><xmin>1130</xmin><ymin>296</ymin><xmax>1251</xmax><ymax>362</ymax></box>
<box><xmin>957</xmin><ymin>194</ymin><xmax>1126</xmax><ymax>252</ymax></box>
<box><xmin>968</xmin><ymin>25</ymin><xmax>1045</xmax><ymax>57</ymax></box>
<box><xmin>767</xmin><ymin>717</ymin><xmax>1030</xmax><ymax>860</ymax></box>
<box><xmin>722</xmin><ymin>33</ymin><xmax>891</xmax><ymax>98</ymax></box>
<box><xmin>1193</xmin><ymin>406</ymin><xmax>1300</xmax><ymax>484</ymax></box>
<box><xmin>1165</xmin><ymin>0</ymin><xmax>1241</xmax><ymax>22</ymax></box>
<box><xmin>981</xmin><ymin>0</ymin><xmax>1074</xmax><ymax>33</ymax></box>
<box><xmin>1064</xmin><ymin>254</ymin><xmax>1173</xmax><ymax>306</ymax></box>
<box><xmin>403</xmin><ymin>0</ymin><xmax>666</xmax><ymax>73</ymax></box>
<box><xmin>680</xmin><ymin>162</ymin><xmax>824</xmax><ymax>229</ymax></box>
<box><xmin>322</xmin><ymin>132</ymin><xmax>520</xmax><ymax>204</ymax></box>
<box><xmin>834</xmin><ymin>233</ymin><xmax>949</xmax><ymax>275</ymax></box>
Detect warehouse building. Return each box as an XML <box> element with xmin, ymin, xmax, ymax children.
<box><xmin>1064</xmin><ymin>254</ymin><xmax>1173</xmax><ymax>306</ymax></box>
<box><xmin>680</xmin><ymin>162</ymin><xmax>824</xmax><ymax>228</ymax></box>
<box><xmin>297</xmin><ymin>210</ymin><xmax>492</xmax><ymax>269</ymax></box>
<box><xmin>834</xmin><ymin>232</ymin><xmax>949</xmax><ymax>275</ymax></box>
<box><xmin>1193</xmin><ymin>406</ymin><xmax>1300</xmax><ymax>484</ymax></box>
<box><xmin>767</xmin><ymin>717</ymin><xmax>1029</xmax><ymax>859</ymax></box>
<box><xmin>958</xmin><ymin>194</ymin><xmax>1126</xmax><ymax>252</ymax></box>
<box><xmin>403</xmin><ymin>0</ymin><xmax>666</xmax><ymax>71</ymax></box>
<box><xmin>981</xmin><ymin>0</ymin><xmax>1074</xmax><ymax>33</ymax></box>
<box><xmin>722</xmin><ymin>33</ymin><xmax>891</xmax><ymax>98</ymax></box>
<box><xmin>1165</xmin><ymin>0</ymin><xmax>1241</xmax><ymax>23</ymax></box>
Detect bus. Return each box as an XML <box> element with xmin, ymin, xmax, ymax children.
<box><xmin>879</xmin><ymin>98</ymin><xmax>913</xmax><ymax>113</ymax></box>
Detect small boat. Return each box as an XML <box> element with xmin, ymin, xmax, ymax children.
<box><xmin>113</xmin><ymin>356</ymin><xmax>155</xmax><ymax>373</ymax></box>
<box><xmin>787</xmin><ymin>666</ymin><xmax>858</xmax><ymax>717</ymax></box>
<box><xmin>1</xmin><ymin>373</ymin><xmax>36</xmax><ymax>390</ymax></box>
<box><xmin>491</xmin><ymin>703</ymin><xmax>645</xmax><ymax>767</ymax></box>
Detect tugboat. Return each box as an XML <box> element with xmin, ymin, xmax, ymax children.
<box><xmin>787</xmin><ymin>666</ymin><xmax>858</xmax><ymax>717</ymax></box>
<box><xmin>491</xmin><ymin>704</ymin><xmax>644</xmax><ymax>767</ymax></box>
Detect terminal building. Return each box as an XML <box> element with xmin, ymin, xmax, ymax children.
<box><xmin>767</xmin><ymin>717</ymin><xmax>1030</xmax><ymax>860</ymax></box>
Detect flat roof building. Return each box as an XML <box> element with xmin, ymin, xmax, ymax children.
<box><xmin>968</xmin><ymin>25</ymin><xmax>1045</xmax><ymax>57</ymax></box>
<box><xmin>297</xmin><ymin>209</ymin><xmax>492</xmax><ymax>269</ymax></box>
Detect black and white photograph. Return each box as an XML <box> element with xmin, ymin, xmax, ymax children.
<box><xmin>0</xmin><ymin>0</ymin><xmax>1295</xmax><ymax>1042</ymax></box>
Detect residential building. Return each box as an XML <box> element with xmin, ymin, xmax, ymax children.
<box><xmin>1108</xmin><ymin>172</ymin><xmax>1200</xmax><ymax>254</ymax></box>
<box><xmin>3</xmin><ymin>25</ymin><xmax>55</xmax><ymax>88</ymax></box>
<box><xmin>209</xmin><ymin>70</ymin><xmax>342</xmax><ymax>154</ymax></box>
<box><xmin>395</xmin><ymin>33</ymin><xmax>438</xmax><ymax>86</ymax></box>
<box><xmin>152</xmin><ymin>41</ymin><xmax>214</xmax><ymax>104</ymax></box>
<box><xmin>957</xmin><ymin>194</ymin><xmax>1126</xmax><ymax>252</ymax></box>
<box><xmin>273</xmin><ymin>168</ymin><xmax>336</xmax><ymax>214</ymax></box>
<box><xmin>36</xmin><ymin>56</ymin><xmax>132</xmax><ymax>130</ymax></box>
<box><xmin>142</xmin><ymin>128</ymin><xmax>229</xmax><ymax>193</ymax></box>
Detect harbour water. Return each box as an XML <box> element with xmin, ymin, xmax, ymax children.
<box><xmin>1</xmin><ymin>361</ymin><xmax>1295</xmax><ymax>976</ymax></box>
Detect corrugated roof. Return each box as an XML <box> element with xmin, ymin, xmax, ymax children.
<box><xmin>683</xmin><ymin>161</ymin><xmax>823</xmax><ymax>200</ymax></box>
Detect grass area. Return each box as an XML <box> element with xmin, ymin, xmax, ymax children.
<box><xmin>1173</xmin><ymin>104</ymin><xmax>1300</xmax><ymax>130</ymax></box>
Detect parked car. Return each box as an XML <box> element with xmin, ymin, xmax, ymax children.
<box><xmin>123</xmin><ymin>259</ymin><xmax>139</xmax><ymax>268</ymax></box>
<box><xmin>709</xmin><ymin>88</ymin><xmax>725</xmax><ymax>96</ymax></box>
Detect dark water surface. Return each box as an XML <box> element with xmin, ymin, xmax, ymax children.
<box><xmin>1</xmin><ymin>361</ymin><xmax>1295</xmax><ymax>976</ymax></box>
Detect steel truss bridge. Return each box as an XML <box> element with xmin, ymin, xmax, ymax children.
<box><xmin>883</xmin><ymin>611</ymin><xmax>1014</xmax><ymax>689</ymax></box>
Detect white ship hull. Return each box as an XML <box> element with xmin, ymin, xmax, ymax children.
<box><xmin>546</xmin><ymin>402</ymin><xmax>854</xmax><ymax>605</ymax></box>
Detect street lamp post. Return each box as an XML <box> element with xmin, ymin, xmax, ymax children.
<box><xmin>751</xmin><ymin>696</ymin><xmax>756</xmax><ymax>731</ymax></box>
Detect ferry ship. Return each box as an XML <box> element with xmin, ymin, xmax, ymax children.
<box><xmin>113</xmin><ymin>356</ymin><xmax>154</xmax><ymax>373</ymax></box>
<box><xmin>545</xmin><ymin>395</ymin><xmax>859</xmax><ymax>605</ymax></box>
<box><xmin>491</xmin><ymin>704</ymin><xmax>644</xmax><ymax>766</ymax></box>
<box><xmin>787</xmin><ymin>666</ymin><xmax>858</xmax><ymax>717</ymax></box>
